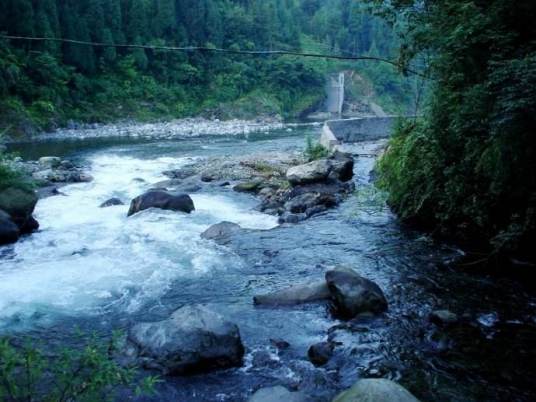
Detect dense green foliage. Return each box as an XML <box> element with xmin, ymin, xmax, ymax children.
<box><xmin>374</xmin><ymin>1</ymin><xmax>536</xmax><ymax>265</ymax></box>
<box><xmin>0</xmin><ymin>140</ymin><xmax>32</xmax><ymax>191</ymax></box>
<box><xmin>0</xmin><ymin>0</ymin><xmax>414</xmax><ymax>136</ymax></box>
<box><xmin>0</xmin><ymin>333</ymin><xmax>158</xmax><ymax>401</ymax></box>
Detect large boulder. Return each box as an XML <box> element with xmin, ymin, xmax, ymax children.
<box><xmin>127</xmin><ymin>190</ymin><xmax>195</xmax><ymax>217</ymax></box>
<box><xmin>0</xmin><ymin>187</ymin><xmax>38</xmax><ymax>228</ymax></box>
<box><xmin>129</xmin><ymin>305</ymin><xmax>244</xmax><ymax>375</ymax></box>
<box><xmin>329</xmin><ymin>152</ymin><xmax>354</xmax><ymax>182</ymax></box>
<box><xmin>285</xmin><ymin>192</ymin><xmax>337</xmax><ymax>214</ymax></box>
<box><xmin>325</xmin><ymin>268</ymin><xmax>388</xmax><ymax>319</ymax></box>
<box><xmin>286</xmin><ymin>159</ymin><xmax>332</xmax><ymax>185</ymax></box>
<box><xmin>201</xmin><ymin>221</ymin><xmax>242</xmax><ymax>245</ymax></box>
<box><xmin>332</xmin><ymin>379</ymin><xmax>420</xmax><ymax>402</ymax></box>
<box><xmin>0</xmin><ymin>209</ymin><xmax>20</xmax><ymax>245</ymax></box>
<box><xmin>254</xmin><ymin>281</ymin><xmax>330</xmax><ymax>306</ymax></box>
<box><xmin>248</xmin><ymin>386</ymin><xmax>310</xmax><ymax>402</ymax></box>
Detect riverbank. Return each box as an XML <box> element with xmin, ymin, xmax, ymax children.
<box><xmin>2</xmin><ymin>116</ymin><xmax>290</xmax><ymax>143</ymax></box>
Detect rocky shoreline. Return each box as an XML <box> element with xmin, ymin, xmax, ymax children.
<box><xmin>0</xmin><ymin>156</ymin><xmax>94</xmax><ymax>245</ymax></box>
<box><xmin>13</xmin><ymin>117</ymin><xmax>286</xmax><ymax>142</ymax></box>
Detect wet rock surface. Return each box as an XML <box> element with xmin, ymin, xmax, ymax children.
<box><xmin>10</xmin><ymin>156</ymin><xmax>93</xmax><ymax>190</ymax></box>
<box><xmin>159</xmin><ymin>150</ymin><xmax>356</xmax><ymax>225</ymax></box>
<box><xmin>128</xmin><ymin>305</ymin><xmax>245</xmax><ymax>375</ymax></box>
<box><xmin>201</xmin><ymin>221</ymin><xmax>243</xmax><ymax>245</ymax></box>
<box><xmin>308</xmin><ymin>341</ymin><xmax>335</xmax><ymax>367</ymax></box>
<box><xmin>127</xmin><ymin>190</ymin><xmax>195</xmax><ymax>216</ymax></box>
<box><xmin>0</xmin><ymin>209</ymin><xmax>20</xmax><ymax>245</ymax></box>
<box><xmin>248</xmin><ymin>386</ymin><xmax>310</xmax><ymax>402</ymax></box>
<box><xmin>99</xmin><ymin>197</ymin><xmax>125</xmax><ymax>208</ymax></box>
<box><xmin>253</xmin><ymin>281</ymin><xmax>330</xmax><ymax>306</ymax></box>
<box><xmin>325</xmin><ymin>268</ymin><xmax>388</xmax><ymax>319</ymax></box>
<box><xmin>333</xmin><ymin>379</ymin><xmax>420</xmax><ymax>402</ymax></box>
<box><xmin>0</xmin><ymin>187</ymin><xmax>39</xmax><ymax>244</ymax></box>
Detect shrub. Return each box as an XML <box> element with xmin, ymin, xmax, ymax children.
<box><xmin>304</xmin><ymin>135</ymin><xmax>329</xmax><ymax>161</ymax></box>
<box><xmin>0</xmin><ymin>332</ymin><xmax>160</xmax><ymax>402</ymax></box>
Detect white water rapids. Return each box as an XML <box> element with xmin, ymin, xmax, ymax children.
<box><xmin>0</xmin><ymin>152</ymin><xmax>277</xmax><ymax>326</ymax></box>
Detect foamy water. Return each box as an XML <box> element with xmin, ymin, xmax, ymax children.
<box><xmin>0</xmin><ymin>152</ymin><xmax>277</xmax><ymax>325</ymax></box>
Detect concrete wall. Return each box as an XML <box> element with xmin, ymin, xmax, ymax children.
<box><xmin>325</xmin><ymin>73</ymin><xmax>345</xmax><ymax>115</ymax></box>
<box><xmin>320</xmin><ymin>116</ymin><xmax>399</xmax><ymax>150</ymax></box>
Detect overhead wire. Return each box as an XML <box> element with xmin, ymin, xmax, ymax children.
<box><xmin>0</xmin><ymin>34</ymin><xmax>429</xmax><ymax>78</ymax></box>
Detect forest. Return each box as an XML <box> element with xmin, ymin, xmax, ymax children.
<box><xmin>0</xmin><ymin>0</ymin><xmax>409</xmax><ymax>136</ymax></box>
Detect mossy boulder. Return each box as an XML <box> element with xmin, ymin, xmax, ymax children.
<box><xmin>0</xmin><ymin>187</ymin><xmax>38</xmax><ymax>228</ymax></box>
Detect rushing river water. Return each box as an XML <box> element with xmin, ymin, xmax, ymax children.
<box><xmin>2</xmin><ymin>127</ymin><xmax>536</xmax><ymax>401</ymax></box>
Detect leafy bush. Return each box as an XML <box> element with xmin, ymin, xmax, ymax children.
<box><xmin>0</xmin><ymin>333</ymin><xmax>159</xmax><ymax>402</ymax></box>
<box><xmin>0</xmin><ymin>143</ymin><xmax>33</xmax><ymax>192</ymax></box>
<box><xmin>304</xmin><ymin>135</ymin><xmax>329</xmax><ymax>162</ymax></box>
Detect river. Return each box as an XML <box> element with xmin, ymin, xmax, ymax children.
<box><xmin>2</xmin><ymin>126</ymin><xmax>536</xmax><ymax>401</ymax></box>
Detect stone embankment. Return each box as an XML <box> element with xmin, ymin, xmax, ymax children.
<box><xmin>320</xmin><ymin>116</ymin><xmax>399</xmax><ymax>151</ymax></box>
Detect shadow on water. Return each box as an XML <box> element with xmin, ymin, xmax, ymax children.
<box><xmin>1</xmin><ymin>129</ymin><xmax>536</xmax><ymax>401</ymax></box>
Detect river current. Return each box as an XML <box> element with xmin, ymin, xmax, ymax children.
<box><xmin>2</xmin><ymin>127</ymin><xmax>536</xmax><ymax>401</ymax></box>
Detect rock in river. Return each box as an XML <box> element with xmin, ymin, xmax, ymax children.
<box><xmin>201</xmin><ymin>221</ymin><xmax>242</xmax><ymax>245</ymax></box>
<box><xmin>127</xmin><ymin>190</ymin><xmax>195</xmax><ymax>216</ymax></box>
<box><xmin>429</xmin><ymin>310</ymin><xmax>458</xmax><ymax>326</ymax></box>
<box><xmin>0</xmin><ymin>209</ymin><xmax>20</xmax><ymax>245</ymax></box>
<box><xmin>332</xmin><ymin>379</ymin><xmax>420</xmax><ymax>402</ymax></box>
<box><xmin>254</xmin><ymin>280</ymin><xmax>330</xmax><ymax>306</ymax></box>
<box><xmin>308</xmin><ymin>341</ymin><xmax>335</xmax><ymax>366</ymax></box>
<box><xmin>286</xmin><ymin>159</ymin><xmax>332</xmax><ymax>185</ymax></box>
<box><xmin>129</xmin><ymin>305</ymin><xmax>244</xmax><ymax>375</ymax></box>
<box><xmin>0</xmin><ymin>187</ymin><xmax>39</xmax><ymax>237</ymax></box>
<box><xmin>38</xmin><ymin>156</ymin><xmax>62</xmax><ymax>168</ymax></box>
<box><xmin>325</xmin><ymin>268</ymin><xmax>388</xmax><ymax>319</ymax></box>
<box><xmin>248</xmin><ymin>386</ymin><xmax>310</xmax><ymax>402</ymax></box>
<box><xmin>99</xmin><ymin>197</ymin><xmax>124</xmax><ymax>208</ymax></box>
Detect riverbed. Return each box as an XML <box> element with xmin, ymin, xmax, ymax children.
<box><xmin>2</xmin><ymin>126</ymin><xmax>536</xmax><ymax>401</ymax></box>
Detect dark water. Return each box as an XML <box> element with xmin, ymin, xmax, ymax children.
<box><xmin>2</xmin><ymin>127</ymin><xmax>536</xmax><ymax>401</ymax></box>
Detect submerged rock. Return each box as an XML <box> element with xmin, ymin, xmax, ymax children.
<box><xmin>308</xmin><ymin>341</ymin><xmax>335</xmax><ymax>366</ymax></box>
<box><xmin>248</xmin><ymin>386</ymin><xmax>310</xmax><ymax>402</ymax></box>
<box><xmin>128</xmin><ymin>305</ymin><xmax>244</xmax><ymax>375</ymax></box>
<box><xmin>0</xmin><ymin>209</ymin><xmax>20</xmax><ymax>245</ymax></box>
<box><xmin>254</xmin><ymin>281</ymin><xmax>330</xmax><ymax>306</ymax></box>
<box><xmin>127</xmin><ymin>190</ymin><xmax>195</xmax><ymax>216</ymax></box>
<box><xmin>332</xmin><ymin>379</ymin><xmax>420</xmax><ymax>402</ymax></box>
<box><xmin>429</xmin><ymin>310</ymin><xmax>458</xmax><ymax>326</ymax></box>
<box><xmin>100</xmin><ymin>197</ymin><xmax>124</xmax><ymax>208</ymax></box>
<box><xmin>201</xmin><ymin>221</ymin><xmax>242</xmax><ymax>245</ymax></box>
<box><xmin>325</xmin><ymin>268</ymin><xmax>388</xmax><ymax>319</ymax></box>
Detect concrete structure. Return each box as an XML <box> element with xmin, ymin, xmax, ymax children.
<box><xmin>320</xmin><ymin>116</ymin><xmax>399</xmax><ymax>150</ymax></box>
<box><xmin>326</xmin><ymin>73</ymin><xmax>345</xmax><ymax>115</ymax></box>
